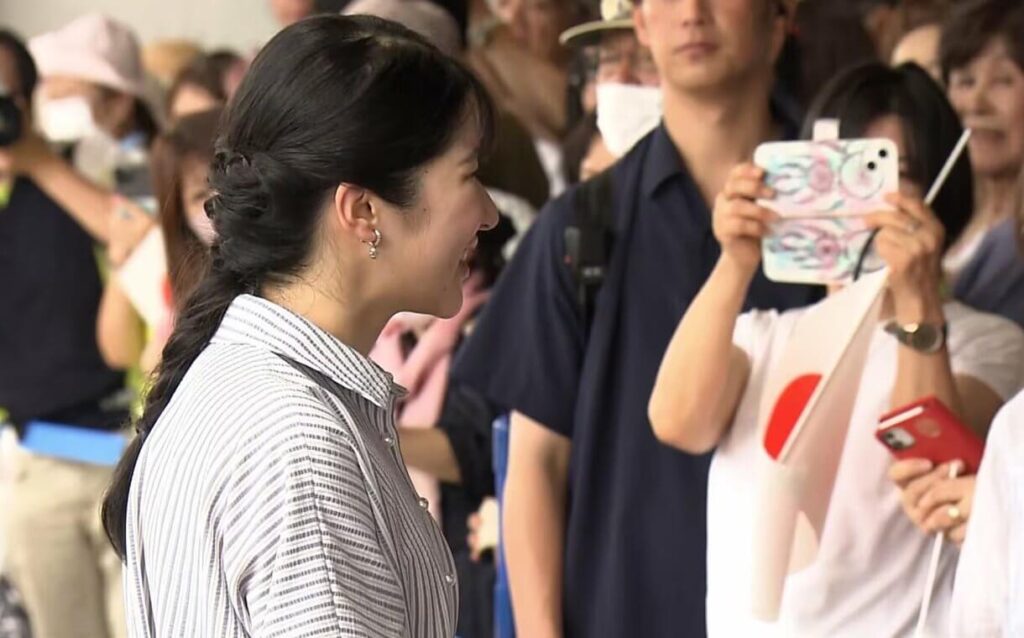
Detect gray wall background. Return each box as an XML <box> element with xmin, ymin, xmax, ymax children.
<box><xmin>0</xmin><ymin>0</ymin><xmax>280</xmax><ymax>52</ymax></box>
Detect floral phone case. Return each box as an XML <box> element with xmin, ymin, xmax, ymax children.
<box><xmin>754</xmin><ymin>138</ymin><xmax>899</xmax><ymax>285</ymax></box>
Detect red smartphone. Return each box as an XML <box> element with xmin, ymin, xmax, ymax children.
<box><xmin>876</xmin><ymin>396</ymin><xmax>984</xmax><ymax>475</ymax></box>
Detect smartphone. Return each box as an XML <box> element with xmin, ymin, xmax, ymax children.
<box><xmin>875</xmin><ymin>396</ymin><xmax>984</xmax><ymax>475</ymax></box>
<box><xmin>753</xmin><ymin>138</ymin><xmax>899</xmax><ymax>285</ymax></box>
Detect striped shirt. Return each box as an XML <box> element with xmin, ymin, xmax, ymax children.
<box><xmin>124</xmin><ymin>295</ymin><xmax>458</xmax><ymax>637</ymax></box>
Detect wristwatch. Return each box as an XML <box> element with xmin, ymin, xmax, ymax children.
<box><xmin>884</xmin><ymin>321</ymin><xmax>948</xmax><ymax>354</ymax></box>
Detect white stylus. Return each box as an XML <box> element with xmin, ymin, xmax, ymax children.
<box><xmin>924</xmin><ymin>129</ymin><xmax>972</xmax><ymax>206</ymax></box>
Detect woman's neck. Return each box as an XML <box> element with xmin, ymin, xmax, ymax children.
<box><xmin>262</xmin><ymin>280</ymin><xmax>391</xmax><ymax>357</ymax></box>
<box><xmin>973</xmin><ymin>171</ymin><xmax>1019</xmax><ymax>227</ymax></box>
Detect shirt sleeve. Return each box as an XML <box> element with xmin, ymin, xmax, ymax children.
<box><xmin>224</xmin><ymin>418</ymin><xmax>406</xmax><ymax>637</ymax></box>
<box><xmin>451</xmin><ymin>194</ymin><xmax>585</xmax><ymax>438</ymax></box>
<box><xmin>949</xmin><ymin>396</ymin><xmax>1023</xmax><ymax>637</ymax></box>
<box><xmin>732</xmin><ymin>309</ymin><xmax>780</xmax><ymax>359</ymax></box>
<box><xmin>948</xmin><ymin>308</ymin><xmax>1024</xmax><ymax>401</ymax></box>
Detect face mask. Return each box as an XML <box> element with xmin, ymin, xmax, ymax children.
<box><xmin>36</xmin><ymin>96</ymin><xmax>98</xmax><ymax>143</ymax></box>
<box><xmin>596</xmin><ymin>83</ymin><xmax>663</xmax><ymax>158</ymax></box>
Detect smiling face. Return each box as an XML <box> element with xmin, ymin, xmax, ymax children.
<box><xmin>948</xmin><ymin>38</ymin><xmax>1024</xmax><ymax>180</ymax></box>
<box><xmin>377</xmin><ymin>111</ymin><xmax>499</xmax><ymax>319</ymax></box>
<box><xmin>633</xmin><ymin>0</ymin><xmax>785</xmax><ymax>96</ymax></box>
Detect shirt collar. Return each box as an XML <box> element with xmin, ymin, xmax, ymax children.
<box><xmin>211</xmin><ymin>294</ymin><xmax>400</xmax><ymax>409</ymax></box>
<box><xmin>639</xmin><ymin>90</ymin><xmax>804</xmax><ymax>199</ymax></box>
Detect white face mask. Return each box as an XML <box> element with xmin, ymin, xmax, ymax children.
<box><xmin>36</xmin><ymin>96</ymin><xmax>98</xmax><ymax>144</ymax></box>
<box><xmin>596</xmin><ymin>83</ymin><xmax>663</xmax><ymax>158</ymax></box>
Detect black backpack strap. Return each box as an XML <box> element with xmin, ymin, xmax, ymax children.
<box><xmin>564</xmin><ymin>169</ymin><xmax>616</xmax><ymax>333</ymax></box>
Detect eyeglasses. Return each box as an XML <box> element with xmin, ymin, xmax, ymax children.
<box><xmin>580</xmin><ymin>46</ymin><xmax>659</xmax><ymax>81</ymax></box>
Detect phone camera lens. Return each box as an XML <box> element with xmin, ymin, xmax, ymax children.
<box><xmin>867</xmin><ymin>161</ymin><xmax>877</xmax><ymax>171</ymax></box>
<box><xmin>879</xmin><ymin>149</ymin><xmax>889</xmax><ymax>158</ymax></box>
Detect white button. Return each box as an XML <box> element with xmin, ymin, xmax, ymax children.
<box><xmin>383</xmin><ymin>435</ymin><xmax>395</xmax><ymax>447</ymax></box>
<box><xmin>418</xmin><ymin>497</ymin><xmax>429</xmax><ymax>509</ymax></box>
<box><xmin>444</xmin><ymin>573</ymin><xmax>455</xmax><ymax>585</ymax></box>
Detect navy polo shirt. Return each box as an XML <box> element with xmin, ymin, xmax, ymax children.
<box><xmin>452</xmin><ymin>123</ymin><xmax>819</xmax><ymax>637</ymax></box>
<box><xmin>0</xmin><ymin>178</ymin><xmax>125</xmax><ymax>430</ymax></box>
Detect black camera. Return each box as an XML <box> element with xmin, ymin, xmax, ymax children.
<box><xmin>0</xmin><ymin>84</ymin><xmax>23</xmax><ymax>147</ymax></box>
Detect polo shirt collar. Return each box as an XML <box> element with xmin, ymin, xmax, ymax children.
<box><xmin>639</xmin><ymin>90</ymin><xmax>803</xmax><ymax>199</ymax></box>
<box><xmin>211</xmin><ymin>294</ymin><xmax>400</xmax><ymax>409</ymax></box>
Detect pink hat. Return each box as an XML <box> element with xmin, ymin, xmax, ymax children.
<box><xmin>29</xmin><ymin>14</ymin><xmax>146</xmax><ymax>97</ymax></box>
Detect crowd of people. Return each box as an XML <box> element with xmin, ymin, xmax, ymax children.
<box><xmin>0</xmin><ymin>0</ymin><xmax>1022</xmax><ymax>636</ymax></box>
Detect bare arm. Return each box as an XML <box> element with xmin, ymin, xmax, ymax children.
<box><xmin>874</xmin><ymin>194</ymin><xmax>1004</xmax><ymax>435</ymax></box>
<box><xmin>28</xmin><ymin>150</ymin><xmax>114</xmax><ymax>243</ymax></box>
<box><xmin>96</xmin><ymin>278</ymin><xmax>145</xmax><ymax>370</ymax></box>
<box><xmin>649</xmin><ymin>163</ymin><xmax>775</xmax><ymax>454</ymax></box>
<box><xmin>398</xmin><ymin>428</ymin><xmax>462</xmax><ymax>484</ymax></box>
<box><xmin>503</xmin><ymin>411</ymin><xmax>570</xmax><ymax>638</ymax></box>
<box><xmin>649</xmin><ymin>259</ymin><xmax>752</xmax><ymax>454</ymax></box>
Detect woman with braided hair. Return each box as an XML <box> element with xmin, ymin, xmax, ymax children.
<box><xmin>101</xmin><ymin>14</ymin><xmax>498</xmax><ymax>637</ymax></box>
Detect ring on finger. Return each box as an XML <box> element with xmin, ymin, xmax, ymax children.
<box><xmin>947</xmin><ymin>505</ymin><xmax>962</xmax><ymax>522</ymax></box>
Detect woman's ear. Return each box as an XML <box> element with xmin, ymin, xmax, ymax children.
<box><xmin>332</xmin><ymin>182</ymin><xmax>379</xmax><ymax>245</ymax></box>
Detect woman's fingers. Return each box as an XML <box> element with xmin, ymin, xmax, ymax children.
<box><xmin>888</xmin><ymin>458</ymin><xmax>934</xmax><ymax>488</ymax></box>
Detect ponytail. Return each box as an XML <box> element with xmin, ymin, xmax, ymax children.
<box><xmin>101</xmin><ymin>13</ymin><xmax>493</xmax><ymax>559</ymax></box>
<box><xmin>102</xmin><ymin>266</ymin><xmax>243</xmax><ymax>559</ymax></box>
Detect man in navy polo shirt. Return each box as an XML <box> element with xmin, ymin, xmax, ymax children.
<box><xmin>451</xmin><ymin>0</ymin><xmax>816</xmax><ymax>636</ymax></box>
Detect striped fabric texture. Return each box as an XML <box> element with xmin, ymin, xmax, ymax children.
<box><xmin>124</xmin><ymin>295</ymin><xmax>458</xmax><ymax>637</ymax></box>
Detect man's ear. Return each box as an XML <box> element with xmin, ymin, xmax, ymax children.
<box><xmin>634</xmin><ymin>5</ymin><xmax>652</xmax><ymax>49</ymax></box>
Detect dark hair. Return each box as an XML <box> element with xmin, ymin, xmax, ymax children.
<box><xmin>152</xmin><ymin>107</ymin><xmax>222</xmax><ymax>308</ymax></box>
<box><xmin>0</xmin><ymin>29</ymin><xmax>38</xmax><ymax>100</ymax></box>
<box><xmin>102</xmin><ymin>14</ymin><xmax>494</xmax><ymax>558</ymax></box>
<box><xmin>96</xmin><ymin>85</ymin><xmax>160</xmax><ymax>143</ymax></box>
<box><xmin>802</xmin><ymin>62</ymin><xmax>973</xmax><ymax>250</ymax></box>
<box><xmin>166</xmin><ymin>55</ymin><xmax>230</xmax><ymax>114</ymax></box>
<box><xmin>779</xmin><ymin>0</ymin><xmax>878</xmax><ymax>108</ymax></box>
<box><xmin>939</xmin><ymin>0</ymin><xmax>1024</xmax><ymax>83</ymax></box>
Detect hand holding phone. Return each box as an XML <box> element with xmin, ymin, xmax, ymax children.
<box><xmin>876</xmin><ymin>396</ymin><xmax>984</xmax><ymax>474</ymax></box>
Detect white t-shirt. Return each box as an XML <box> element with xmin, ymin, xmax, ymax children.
<box><xmin>950</xmin><ymin>390</ymin><xmax>1024</xmax><ymax>637</ymax></box>
<box><xmin>706</xmin><ymin>302</ymin><xmax>1024</xmax><ymax>638</ymax></box>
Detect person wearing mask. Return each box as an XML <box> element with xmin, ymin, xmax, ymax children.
<box><xmin>0</xmin><ymin>29</ymin><xmax>130</xmax><ymax>638</ymax></box>
<box><xmin>449</xmin><ymin>0</ymin><xmax>817</xmax><ymax>635</ymax></box>
<box><xmin>559</xmin><ymin>0</ymin><xmax>660</xmax><ymax>184</ymax></box>
<box><xmin>29</xmin><ymin>14</ymin><xmax>158</xmax><ymax>190</ymax></box>
<box><xmin>939</xmin><ymin>0</ymin><xmax>1024</xmax><ymax>320</ymax></box>
<box><xmin>650</xmin><ymin>61</ymin><xmax>1024</xmax><ymax>636</ymax></box>
<box><xmin>96</xmin><ymin>109</ymin><xmax>222</xmax><ymax>376</ymax></box>
<box><xmin>101</xmin><ymin>15</ymin><xmax>499</xmax><ymax>636</ymax></box>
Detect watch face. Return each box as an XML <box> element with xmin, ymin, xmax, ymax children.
<box><xmin>909</xmin><ymin>323</ymin><xmax>940</xmax><ymax>351</ymax></box>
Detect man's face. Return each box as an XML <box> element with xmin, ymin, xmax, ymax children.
<box><xmin>579</xmin><ymin>30</ymin><xmax>659</xmax><ymax>112</ymax></box>
<box><xmin>633</xmin><ymin>0</ymin><xmax>785</xmax><ymax>95</ymax></box>
<box><xmin>592</xmin><ymin>31</ymin><xmax>660</xmax><ymax>86</ymax></box>
<box><xmin>494</xmin><ymin>0</ymin><xmax>579</xmax><ymax>64</ymax></box>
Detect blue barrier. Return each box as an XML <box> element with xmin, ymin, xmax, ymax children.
<box><xmin>492</xmin><ymin>414</ymin><xmax>515</xmax><ymax>638</ymax></box>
